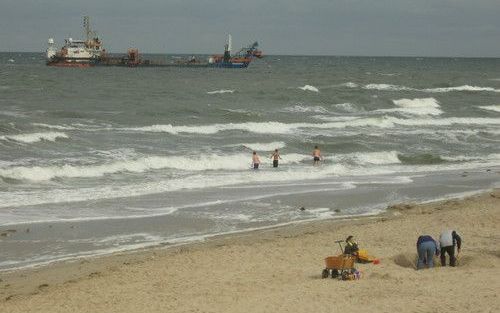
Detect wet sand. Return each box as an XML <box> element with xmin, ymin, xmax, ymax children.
<box><xmin>1</xmin><ymin>189</ymin><xmax>499</xmax><ymax>313</ymax></box>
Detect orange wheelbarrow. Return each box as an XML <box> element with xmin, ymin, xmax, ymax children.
<box><xmin>321</xmin><ymin>254</ymin><xmax>356</xmax><ymax>279</ymax></box>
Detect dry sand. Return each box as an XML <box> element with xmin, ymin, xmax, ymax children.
<box><xmin>1</xmin><ymin>189</ymin><xmax>499</xmax><ymax>313</ymax></box>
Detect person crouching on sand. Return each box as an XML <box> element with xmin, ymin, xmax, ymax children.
<box><xmin>270</xmin><ymin>149</ymin><xmax>282</xmax><ymax>168</ymax></box>
<box><xmin>416</xmin><ymin>235</ymin><xmax>440</xmax><ymax>269</ymax></box>
<box><xmin>252</xmin><ymin>151</ymin><xmax>261</xmax><ymax>169</ymax></box>
<box><xmin>312</xmin><ymin>145</ymin><xmax>322</xmax><ymax>166</ymax></box>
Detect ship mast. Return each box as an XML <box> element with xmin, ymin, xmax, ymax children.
<box><xmin>83</xmin><ymin>16</ymin><xmax>91</xmax><ymax>42</ymax></box>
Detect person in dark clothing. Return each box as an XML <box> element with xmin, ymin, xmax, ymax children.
<box><xmin>439</xmin><ymin>230</ymin><xmax>462</xmax><ymax>267</ymax></box>
<box><xmin>416</xmin><ymin>235</ymin><xmax>440</xmax><ymax>269</ymax></box>
<box><xmin>344</xmin><ymin>235</ymin><xmax>359</xmax><ymax>256</ymax></box>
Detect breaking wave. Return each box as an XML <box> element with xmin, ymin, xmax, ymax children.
<box><xmin>0</xmin><ymin>132</ymin><xmax>68</xmax><ymax>144</ymax></box>
<box><xmin>239</xmin><ymin>142</ymin><xmax>287</xmax><ymax>151</ymax></box>
<box><xmin>298</xmin><ymin>85</ymin><xmax>319</xmax><ymax>92</ymax></box>
<box><xmin>341</xmin><ymin>82</ymin><xmax>500</xmax><ymax>93</ymax></box>
<box><xmin>125</xmin><ymin>116</ymin><xmax>500</xmax><ymax>136</ymax></box>
<box><xmin>32</xmin><ymin>123</ymin><xmax>78</xmax><ymax>130</ymax></box>
<box><xmin>340</xmin><ymin>82</ymin><xmax>359</xmax><ymax>88</ymax></box>
<box><xmin>334</xmin><ymin>103</ymin><xmax>359</xmax><ymax>113</ymax></box>
<box><xmin>282</xmin><ymin>105</ymin><xmax>329</xmax><ymax>113</ymax></box>
<box><xmin>363</xmin><ymin>84</ymin><xmax>414</xmax><ymax>91</ymax></box>
<box><xmin>398</xmin><ymin>154</ymin><xmax>445</xmax><ymax>165</ymax></box>
<box><xmin>207</xmin><ymin>89</ymin><xmax>235</xmax><ymax>95</ymax></box>
<box><xmin>377</xmin><ymin>98</ymin><xmax>442</xmax><ymax>116</ymax></box>
<box><xmin>423</xmin><ymin>85</ymin><xmax>500</xmax><ymax>93</ymax></box>
<box><xmin>478</xmin><ymin>105</ymin><xmax>500</xmax><ymax>113</ymax></box>
<box><xmin>0</xmin><ymin>153</ymin><xmax>309</xmax><ymax>182</ymax></box>
<box><xmin>332</xmin><ymin>151</ymin><xmax>401</xmax><ymax>165</ymax></box>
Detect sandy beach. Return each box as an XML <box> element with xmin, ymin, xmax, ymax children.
<box><xmin>1</xmin><ymin>189</ymin><xmax>499</xmax><ymax>313</ymax></box>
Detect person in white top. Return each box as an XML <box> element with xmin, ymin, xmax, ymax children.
<box><xmin>439</xmin><ymin>230</ymin><xmax>462</xmax><ymax>267</ymax></box>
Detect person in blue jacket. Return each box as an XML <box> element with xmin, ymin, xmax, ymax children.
<box><xmin>416</xmin><ymin>235</ymin><xmax>440</xmax><ymax>270</ymax></box>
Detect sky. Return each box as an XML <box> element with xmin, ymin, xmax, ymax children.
<box><xmin>1</xmin><ymin>0</ymin><xmax>499</xmax><ymax>57</ymax></box>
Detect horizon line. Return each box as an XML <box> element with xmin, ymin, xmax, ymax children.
<box><xmin>1</xmin><ymin>50</ymin><xmax>499</xmax><ymax>59</ymax></box>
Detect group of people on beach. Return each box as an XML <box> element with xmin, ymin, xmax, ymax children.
<box><xmin>251</xmin><ymin>145</ymin><xmax>323</xmax><ymax>169</ymax></box>
<box><xmin>341</xmin><ymin>230</ymin><xmax>462</xmax><ymax>270</ymax></box>
<box><xmin>416</xmin><ymin>229</ymin><xmax>462</xmax><ymax>269</ymax></box>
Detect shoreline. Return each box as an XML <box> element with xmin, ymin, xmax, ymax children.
<box><xmin>1</xmin><ymin>167</ymin><xmax>497</xmax><ymax>273</ymax></box>
<box><xmin>1</xmin><ymin>188</ymin><xmax>499</xmax><ymax>312</ymax></box>
<box><xmin>0</xmin><ymin>183</ymin><xmax>493</xmax><ymax>274</ymax></box>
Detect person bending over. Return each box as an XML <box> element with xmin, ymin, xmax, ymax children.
<box><xmin>439</xmin><ymin>229</ymin><xmax>462</xmax><ymax>267</ymax></box>
<box><xmin>416</xmin><ymin>235</ymin><xmax>440</xmax><ymax>270</ymax></box>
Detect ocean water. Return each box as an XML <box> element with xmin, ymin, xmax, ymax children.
<box><xmin>0</xmin><ymin>53</ymin><xmax>499</xmax><ymax>270</ymax></box>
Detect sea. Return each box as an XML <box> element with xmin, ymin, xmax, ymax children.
<box><xmin>0</xmin><ymin>52</ymin><xmax>499</xmax><ymax>271</ymax></box>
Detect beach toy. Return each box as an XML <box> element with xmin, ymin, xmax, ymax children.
<box><xmin>373</xmin><ymin>259</ymin><xmax>380</xmax><ymax>265</ymax></box>
<box><xmin>357</xmin><ymin>249</ymin><xmax>377</xmax><ymax>263</ymax></box>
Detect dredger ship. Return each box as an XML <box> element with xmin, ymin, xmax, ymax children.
<box><xmin>46</xmin><ymin>17</ymin><xmax>263</xmax><ymax>68</ymax></box>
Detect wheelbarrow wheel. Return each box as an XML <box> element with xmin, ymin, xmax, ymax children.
<box><xmin>331</xmin><ymin>269</ymin><xmax>339</xmax><ymax>279</ymax></box>
<box><xmin>321</xmin><ymin>269</ymin><xmax>329</xmax><ymax>279</ymax></box>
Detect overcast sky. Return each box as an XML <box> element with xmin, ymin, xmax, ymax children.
<box><xmin>1</xmin><ymin>0</ymin><xmax>499</xmax><ymax>57</ymax></box>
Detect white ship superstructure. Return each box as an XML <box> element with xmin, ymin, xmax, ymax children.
<box><xmin>46</xmin><ymin>16</ymin><xmax>104</xmax><ymax>67</ymax></box>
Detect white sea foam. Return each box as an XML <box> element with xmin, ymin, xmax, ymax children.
<box><xmin>0</xmin><ymin>164</ymin><xmax>355</xmax><ymax>208</ymax></box>
<box><xmin>0</xmin><ymin>153</ymin><xmax>310</xmax><ymax>182</ymax></box>
<box><xmin>331</xmin><ymin>151</ymin><xmax>401</xmax><ymax>166</ymax></box>
<box><xmin>376</xmin><ymin>98</ymin><xmax>443</xmax><ymax>116</ymax></box>
<box><xmin>478</xmin><ymin>105</ymin><xmax>500</xmax><ymax>113</ymax></box>
<box><xmin>0</xmin><ymin>132</ymin><xmax>68</xmax><ymax>144</ymax></box>
<box><xmin>0</xmin><ymin>110</ymin><xmax>26</xmax><ymax>117</ymax></box>
<box><xmin>298</xmin><ymin>85</ymin><xmax>319</xmax><ymax>92</ymax></box>
<box><xmin>341</xmin><ymin>82</ymin><xmax>359</xmax><ymax>88</ymax></box>
<box><xmin>334</xmin><ymin>103</ymin><xmax>358</xmax><ymax>112</ymax></box>
<box><xmin>363</xmin><ymin>84</ymin><xmax>414</xmax><ymax>91</ymax></box>
<box><xmin>32</xmin><ymin>123</ymin><xmax>78</xmax><ymax>130</ymax></box>
<box><xmin>310</xmin><ymin>115</ymin><xmax>500</xmax><ymax>129</ymax></box>
<box><xmin>341</xmin><ymin>82</ymin><xmax>500</xmax><ymax>93</ymax></box>
<box><xmin>126</xmin><ymin>115</ymin><xmax>500</xmax><ymax>137</ymax></box>
<box><xmin>207</xmin><ymin>89</ymin><xmax>234</xmax><ymax>94</ymax></box>
<box><xmin>125</xmin><ymin>122</ymin><xmax>300</xmax><ymax>135</ymax></box>
<box><xmin>282</xmin><ymin>105</ymin><xmax>329</xmax><ymax>113</ymax></box>
<box><xmin>2</xmin><ymin>152</ymin><xmax>497</xmax><ymax>209</ymax></box>
<box><xmin>240</xmin><ymin>142</ymin><xmax>287</xmax><ymax>151</ymax></box>
<box><xmin>423</xmin><ymin>85</ymin><xmax>500</xmax><ymax>93</ymax></box>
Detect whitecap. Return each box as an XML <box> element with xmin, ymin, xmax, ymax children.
<box><xmin>423</xmin><ymin>85</ymin><xmax>500</xmax><ymax>93</ymax></box>
<box><xmin>478</xmin><ymin>105</ymin><xmax>500</xmax><ymax>113</ymax></box>
<box><xmin>334</xmin><ymin>103</ymin><xmax>358</xmax><ymax>112</ymax></box>
<box><xmin>298</xmin><ymin>85</ymin><xmax>319</xmax><ymax>92</ymax></box>
<box><xmin>207</xmin><ymin>89</ymin><xmax>234</xmax><ymax>94</ymax></box>
<box><xmin>0</xmin><ymin>132</ymin><xmax>68</xmax><ymax>144</ymax></box>
<box><xmin>376</xmin><ymin>98</ymin><xmax>443</xmax><ymax>116</ymax></box>
<box><xmin>240</xmin><ymin>142</ymin><xmax>286</xmax><ymax>151</ymax></box>
<box><xmin>124</xmin><ymin>116</ymin><xmax>500</xmax><ymax>136</ymax></box>
<box><xmin>363</xmin><ymin>84</ymin><xmax>414</xmax><ymax>91</ymax></box>
<box><xmin>341</xmin><ymin>82</ymin><xmax>359</xmax><ymax>88</ymax></box>
<box><xmin>282</xmin><ymin>105</ymin><xmax>328</xmax><ymax>113</ymax></box>
<box><xmin>0</xmin><ymin>152</ymin><xmax>310</xmax><ymax>181</ymax></box>
<box><xmin>332</xmin><ymin>151</ymin><xmax>401</xmax><ymax>166</ymax></box>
